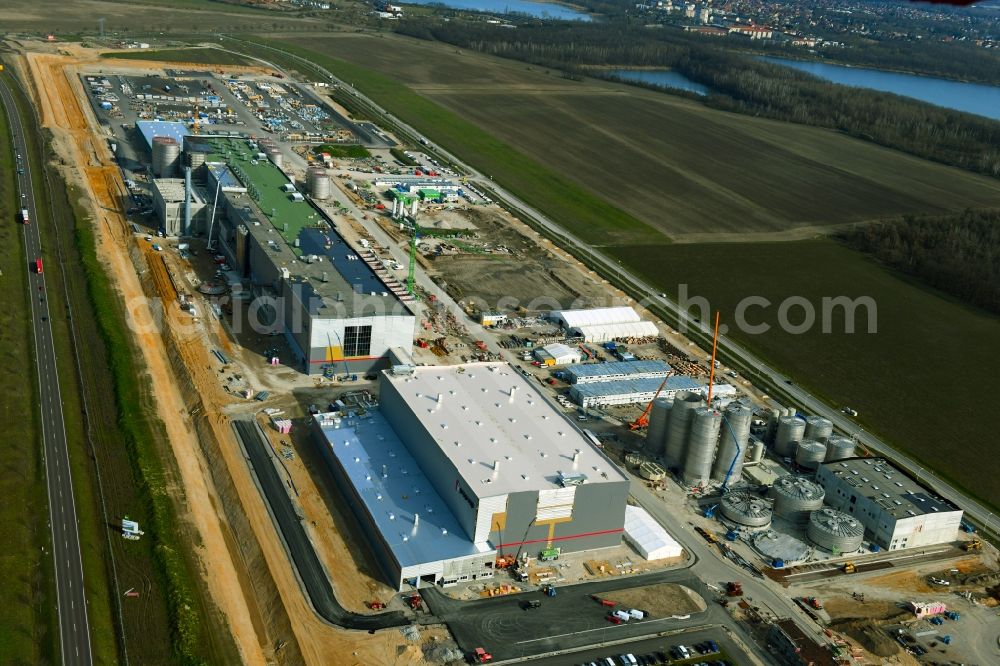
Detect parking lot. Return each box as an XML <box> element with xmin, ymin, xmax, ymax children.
<box><xmin>520</xmin><ymin>627</ymin><xmax>740</xmax><ymax>666</ymax></box>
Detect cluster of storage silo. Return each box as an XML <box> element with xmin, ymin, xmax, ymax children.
<box><xmin>773</xmin><ymin>415</ymin><xmax>806</xmax><ymax>457</ymax></box>
<box><xmin>711</xmin><ymin>402</ymin><xmax>752</xmax><ymax>483</ymax></box>
<box><xmin>720</xmin><ymin>490</ymin><xmax>772</xmax><ymax>529</ymax></box>
<box><xmin>795</xmin><ymin>440</ymin><xmax>827</xmax><ymax>470</ymax></box>
<box><xmin>644</xmin><ymin>396</ymin><xmax>672</xmax><ymax>458</ymax></box>
<box><xmin>804</xmin><ymin>416</ymin><xmax>833</xmax><ymax>442</ymax></box>
<box><xmin>662</xmin><ymin>390</ymin><xmax>703</xmax><ymax>469</ymax></box>
<box><xmin>824</xmin><ymin>435</ymin><xmax>856</xmax><ymax>462</ymax></box>
<box><xmin>806</xmin><ymin>507</ymin><xmax>864</xmax><ymax>553</ymax></box>
<box><xmin>152</xmin><ymin>135</ymin><xmax>180</xmax><ymax>177</ymax></box>
<box><xmin>769</xmin><ymin>475</ymin><xmax>825</xmax><ymax>526</ymax></box>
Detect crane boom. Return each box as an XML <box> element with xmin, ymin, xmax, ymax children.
<box><xmin>629</xmin><ymin>371</ymin><xmax>675</xmax><ymax>431</ymax></box>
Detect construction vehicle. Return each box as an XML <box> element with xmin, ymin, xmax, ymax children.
<box><xmin>843</xmin><ymin>562</ymin><xmax>857</xmax><ymax>574</ymax></box>
<box><xmin>806</xmin><ymin>597</ymin><xmax>823</xmax><ymax>610</ymax></box>
<box><xmin>367</xmin><ymin>600</ymin><xmax>385</xmax><ymax>610</ymax></box>
<box><xmin>471</xmin><ymin>647</ymin><xmax>493</xmax><ymax>663</ymax></box>
<box><xmin>408</xmin><ymin>594</ymin><xmax>423</xmax><ymax>611</ymax></box>
<box><xmin>703</xmin><ymin>504</ymin><xmax>718</xmax><ymax>519</ymax></box>
<box><xmin>539</xmin><ymin>547</ymin><xmax>559</xmax><ymax>562</ymax></box>
<box><xmin>544</xmin><ymin>584</ymin><xmax>557</xmax><ymax>597</ymax></box>
<box><xmin>964</xmin><ymin>540</ymin><xmax>983</xmax><ymax>552</ymax></box>
<box><xmin>494</xmin><ymin>554</ymin><xmax>516</xmax><ymax>569</ymax></box>
<box><xmin>592</xmin><ymin>595</ymin><xmax>617</xmax><ymax>608</ymax></box>
<box><xmin>726</xmin><ymin>581</ymin><xmax>743</xmax><ymax>597</ymax></box>
<box><xmin>628</xmin><ymin>371</ymin><xmax>675</xmax><ymax>431</ymax></box>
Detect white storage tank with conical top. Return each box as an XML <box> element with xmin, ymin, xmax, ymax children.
<box><xmin>807</xmin><ymin>507</ymin><xmax>864</xmax><ymax>554</ymax></box>
<box><xmin>712</xmin><ymin>401</ymin><xmax>752</xmax><ymax>483</ymax></box>
<box><xmin>152</xmin><ymin>135</ymin><xmax>180</xmax><ymax>177</ymax></box>
<box><xmin>683</xmin><ymin>407</ymin><xmax>721</xmax><ymax>485</ymax></box>
<box><xmin>795</xmin><ymin>439</ymin><xmax>827</xmax><ymax>470</ymax></box>
<box><xmin>774</xmin><ymin>416</ymin><xmax>806</xmax><ymax>457</ymax></box>
<box><xmin>720</xmin><ymin>491</ymin><xmax>772</xmax><ymax>528</ymax></box>
<box><xmin>804</xmin><ymin>416</ymin><xmax>833</xmax><ymax>443</ymax></box>
<box><xmin>645</xmin><ymin>397</ymin><xmax>672</xmax><ymax>457</ymax></box>
<box><xmin>308</xmin><ymin>166</ymin><xmax>331</xmax><ymax>200</ymax></box>
<box><xmin>769</xmin><ymin>475</ymin><xmax>825</xmax><ymax>526</ymax></box>
<box><xmin>663</xmin><ymin>390</ymin><xmax>702</xmax><ymax>469</ymax></box>
<box><xmin>824</xmin><ymin>435</ymin><xmax>856</xmax><ymax>462</ymax></box>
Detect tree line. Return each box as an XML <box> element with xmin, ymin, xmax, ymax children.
<box><xmin>394</xmin><ymin>19</ymin><xmax>1000</xmax><ymax>178</ymax></box>
<box><xmin>840</xmin><ymin>209</ymin><xmax>1000</xmax><ymax>315</ymax></box>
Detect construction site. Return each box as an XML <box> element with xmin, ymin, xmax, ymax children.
<box><xmin>5</xmin><ymin>35</ymin><xmax>1000</xmax><ymax>666</ymax></box>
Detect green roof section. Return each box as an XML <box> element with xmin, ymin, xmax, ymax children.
<box><xmin>199</xmin><ymin>136</ymin><xmax>322</xmax><ymax>252</ymax></box>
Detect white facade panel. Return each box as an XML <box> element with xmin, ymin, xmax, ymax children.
<box><xmin>536</xmin><ymin>487</ymin><xmax>576</xmax><ymax>522</ymax></box>
<box><xmin>474</xmin><ymin>494</ymin><xmax>508</xmax><ymax>544</ymax></box>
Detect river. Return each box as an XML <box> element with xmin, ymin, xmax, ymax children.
<box><xmin>605</xmin><ymin>69</ymin><xmax>709</xmax><ymax>96</ymax></box>
<box><xmin>401</xmin><ymin>0</ymin><xmax>591</xmax><ymax>21</ymax></box>
<box><xmin>761</xmin><ymin>56</ymin><xmax>1000</xmax><ymax>121</ymax></box>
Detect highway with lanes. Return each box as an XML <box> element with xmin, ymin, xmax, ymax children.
<box><xmin>222</xmin><ymin>35</ymin><xmax>999</xmax><ymax>542</ymax></box>
<box><xmin>0</xmin><ymin>75</ymin><xmax>93</xmax><ymax>665</ymax></box>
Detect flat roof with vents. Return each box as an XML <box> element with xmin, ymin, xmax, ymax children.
<box><xmin>820</xmin><ymin>457</ymin><xmax>958</xmax><ymax>518</ymax></box>
<box><xmin>381</xmin><ymin>363</ymin><xmax>628</xmax><ymax>497</ymax></box>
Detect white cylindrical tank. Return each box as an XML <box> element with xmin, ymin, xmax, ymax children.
<box><xmin>663</xmin><ymin>390</ymin><xmax>703</xmax><ymax>469</ymax></box>
<box><xmin>774</xmin><ymin>416</ymin><xmax>806</xmax><ymax>457</ymax></box>
<box><xmin>807</xmin><ymin>507</ymin><xmax>864</xmax><ymax>554</ymax></box>
<box><xmin>308</xmin><ymin>166</ymin><xmax>331</xmax><ymax>200</ymax></box>
<box><xmin>645</xmin><ymin>397</ymin><xmax>672</xmax><ymax>457</ymax></box>
<box><xmin>825</xmin><ymin>435</ymin><xmax>856</xmax><ymax>462</ymax></box>
<box><xmin>749</xmin><ymin>438</ymin><xmax>765</xmax><ymax>464</ymax></box>
<box><xmin>683</xmin><ymin>407</ymin><xmax>721</xmax><ymax>485</ymax></box>
<box><xmin>720</xmin><ymin>491</ymin><xmax>772</xmax><ymax>528</ymax></box>
<box><xmin>712</xmin><ymin>401</ymin><xmax>752</xmax><ymax>483</ymax></box>
<box><xmin>152</xmin><ymin>135</ymin><xmax>180</xmax><ymax>177</ymax></box>
<box><xmin>804</xmin><ymin>416</ymin><xmax>833</xmax><ymax>443</ymax></box>
<box><xmin>769</xmin><ymin>475</ymin><xmax>825</xmax><ymax>526</ymax></box>
<box><xmin>795</xmin><ymin>439</ymin><xmax>827</xmax><ymax>470</ymax></box>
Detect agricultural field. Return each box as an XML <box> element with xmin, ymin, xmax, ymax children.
<box><xmin>101</xmin><ymin>47</ymin><xmax>254</xmax><ymax>67</ymax></box>
<box><xmin>281</xmin><ymin>32</ymin><xmax>1000</xmax><ymax>242</ymax></box>
<box><xmin>607</xmin><ymin>239</ymin><xmax>1000</xmax><ymax>508</ymax></box>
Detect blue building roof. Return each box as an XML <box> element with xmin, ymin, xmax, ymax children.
<box><xmin>566</xmin><ymin>360</ymin><xmax>671</xmax><ymax>382</ymax></box>
<box><xmin>571</xmin><ymin>375</ymin><xmax>701</xmax><ymax>399</ymax></box>
<box><xmin>316</xmin><ymin>411</ymin><xmax>484</xmax><ymax>569</ymax></box>
<box><xmin>136</xmin><ymin>120</ymin><xmax>189</xmax><ymax>151</ymax></box>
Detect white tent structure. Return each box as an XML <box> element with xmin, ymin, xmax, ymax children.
<box><xmin>623</xmin><ymin>505</ymin><xmax>683</xmax><ymax>561</ymax></box>
<box><xmin>550</xmin><ymin>307</ymin><xmax>660</xmax><ymax>343</ymax></box>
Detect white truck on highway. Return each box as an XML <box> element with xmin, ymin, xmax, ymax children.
<box><xmin>20</xmin><ymin>208</ymin><xmax>29</xmax><ymax>224</ymax></box>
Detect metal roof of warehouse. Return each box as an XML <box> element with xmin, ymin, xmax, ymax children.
<box><xmin>821</xmin><ymin>457</ymin><xmax>959</xmax><ymax>518</ymax></box>
<box><xmin>566</xmin><ymin>360</ymin><xmax>671</xmax><ymax>381</ymax></box>
<box><xmin>551</xmin><ymin>306</ymin><xmax>641</xmax><ymax>329</ymax></box>
<box><xmin>571</xmin><ymin>375</ymin><xmax>702</xmax><ymax>399</ymax></box>
<box><xmin>382</xmin><ymin>363</ymin><xmax>628</xmax><ymax>497</ymax></box>
<box><xmin>316</xmin><ymin>410</ymin><xmax>487</xmax><ymax>567</ymax></box>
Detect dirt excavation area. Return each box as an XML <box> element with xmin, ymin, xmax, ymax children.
<box><xmin>17</xmin><ymin>42</ymin><xmax>444</xmax><ymax>666</ymax></box>
<box><xmin>602</xmin><ymin>582</ymin><xmax>706</xmax><ymax>618</ymax></box>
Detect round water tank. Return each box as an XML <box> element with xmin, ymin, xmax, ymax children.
<box><xmin>683</xmin><ymin>407</ymin><xmax>721</xmax><ymax>485</ymax></box>
<box><xmin>712</xmin><ymin>401</ymin><xmax>752</xmax><ymax>483</ymax></box>
<box><xmin>795</xmin><ymin>439</ymin><xmax>827</xmax><ymax>470</ymax></box>
<box><xmin>769</xmin><ymin>475</ymin><xmax>825</xmax><ymax>525</ymax></box>
<box><xmin>663</xmin><ymin>390</ymin><xmax>702</xmax><ymax>469</ymax></box>
<box><xmin>825</xmin><ymin>435</ymin><xmax>856</xmax><ymax>462</ymax></box>
<box><xmin>774</xmin><ymin>416</ymin><xmax>806</xmax><ymax>457</ymax></box>
<box><xmin>308</xmin><ymin>166</ymin><xmax>331</xmax><ymax>200</ymax></box>
<box><xmin>749</xmin><ymin>439</ymin><xmax>765</xmax><ymax>464</ymax></box>
<box><xmin>646</xmin><ymin>397</ymin><xmax>672</xmax><ymax>457</ymax></box>
<box><xmin>804</xmin><ymin>416</ymin><xmax>833</xmax><ymax>443</ymax></box>
<box><xmin>807</xmin><ymin>507</ymin><xmax>864</xmax><ymax>553</ymax></box>
<box><xmin>721</xmin><ymin>491</ymin><xmax>772</xmax><ymax>528</ymax></box>
<box><xmin>266</xmin><ymin>147</ymin><xmax>283</xmax><ymax>168</ymax></box>
<box><xmin>186</xmin><ymin>148</ymin><xmax>207</xmax><ymax>170</ymax></box>
<box><xmin>152</xmin><ymin>136</ymin><xmax>180</xmax><ymax>178</ymax></box>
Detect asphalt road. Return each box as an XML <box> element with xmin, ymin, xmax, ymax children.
<box><xmin>0</xmin><ymin>76</ymin><xmax>93</xmax><ymax>664</ymax></box>
<box><xmin>231</xmin><ymin>419</ymin><xmax>408</xmax><ymax>630</ymax></box>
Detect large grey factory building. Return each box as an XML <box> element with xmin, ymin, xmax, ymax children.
<box><xmin>815</xmin><ymin>457</ymin><xmax>963</xmax><ymax>550</ymax></box>
<box><xmin>312</xmin><ymin>363</ymin><xmax>631</xmax><ymax>590</ymax></box>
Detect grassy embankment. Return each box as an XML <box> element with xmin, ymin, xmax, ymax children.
<box><xmin>314</xmin><ymin>143</ymin><xmax>370</xmax><ymax>158</ymax></box>
<box><xmin>0</xmin><ymin>76</ymin><xmax>56</xmax><ymax>666</ymax></box>
<box><xmin>101</xmin><ymin>47</ymin><xmax>254</xmax><ymax>66</ymax></box>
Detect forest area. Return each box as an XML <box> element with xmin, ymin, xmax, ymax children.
<box><xmin>840</xmin><ymin>210</ymin><xmax>1000</xmax><ymax>316</ymax></box>
<box><xmin>394</xmin><ymin>20</ymin><xmax>1000</xmax><ymax>178</ymax></box>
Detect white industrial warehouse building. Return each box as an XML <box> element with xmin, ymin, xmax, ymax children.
<box><xmin>816</xmin><ymin>458</ymin><xmax>963</xmax><ymax>551</ymax></box>
<box><xmin>533</xmin><ymin>342</ymin><xmax>582</xmax><ymax>366</ymax></box>
<box><xmin>550</xmin><ymin>307</ymin><xmax>660</xmax><ymax>343</ymax></box>
<box><xmin>313</xmin><ymin>363</ymin><xmax>635</xmax><ymax>590</ymax></box>
<box><xmin>571</xmin><ymin>375</ymin><xmax>702</xmax><ymax>408</ymax></box>
<box><xmin>623</xmin><ymin>505</ymin><xmax>684</xmax><ymax>561</ymax></box>
<box><xmin>565</xmin><ymin>360</ymin><xmax>671</xmax><ymax>384</ymax></box>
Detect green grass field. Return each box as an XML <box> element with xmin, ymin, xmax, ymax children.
<box><xmin>609</xmin><ymin>240</ymin><xmax>1000</xmax><ymax>509</ymax></box>
<box><xmin>0</xmin><ymin>77</ymin><xmax>56</xmax><ymax>666</ymax></box>
<box><xmin>281</xmin><ymin>32</ymin><xmax>1000</xmax><ymax>242</ymax></box>
<box><xmin>101</xmin><ymin>47</ymin><xmax>254</xmax><ymax>66</ymax></box>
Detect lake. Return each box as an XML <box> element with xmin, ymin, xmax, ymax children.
<box><xmin>401</xmin><ymin>0</ymin><xmax>592</xmax><ymax>21</ymax></box>
<box><xmin>606</xmin><ymin>69</ymin><xmax>709</xmax><ymax>96</ymax></box>
<box><xmin>761</xmin><ymin>56</ymin><xmax>1000</xmax><ymax>121</ymax></box>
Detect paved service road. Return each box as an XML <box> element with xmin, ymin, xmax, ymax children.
<box><xmin>0</xmin><ymin>76</ymin><xmax>93</xmax><ymax>664</ymax></box>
